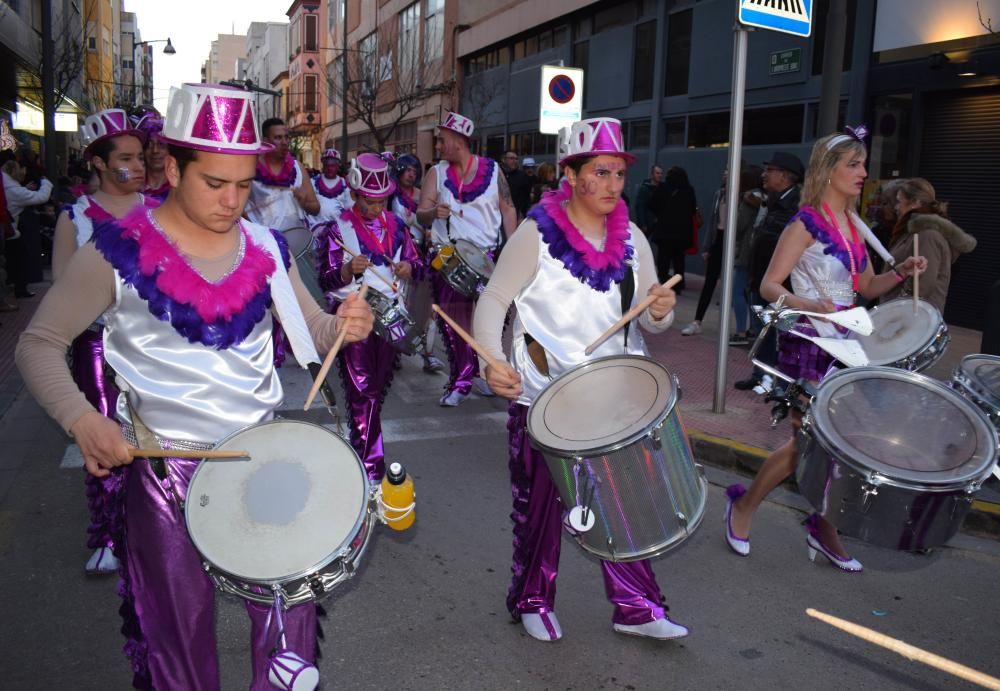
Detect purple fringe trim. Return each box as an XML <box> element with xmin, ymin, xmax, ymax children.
<box><xmin>528</xmin><ymin>198</ymin><xmax>633</xmax><ymax>293</ymax></box>
<box><xmin>793</xmin><ymin>206</ymin><xmax>869</xmax><ymax>275</ymax></box>
<box><xmin>443</xmin><ymin>156</ymin><xmax>496</xmax><ymax>203</ymax></box>
<box><xmin>777</xmin><ymin>321</ymin><xmax>838</xmax><ymax>382</ymax></box>
<box><xmin>86</xmin><ymin>471</ymin><xmax>125</xmax><ymax>549</ymax></box>
<box><xmin>92</xmin><ymin>217</ymin><xmax>275</xmax><ymax>350</ymax></box>
<box><xmin>505</xmin><ymin>402</ymin><xmax>532</xmax><ymax>618</ymax></box>
<box><xmin>269</xmin><ymin>227</ymin><xmax>292</xmax><ymax>270</ymax></box>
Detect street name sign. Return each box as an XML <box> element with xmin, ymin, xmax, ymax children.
<box><xmin>739</xmin><ymin>0</ymin><xmax>813</xmax><ymax>38</ymax></box>
<box><xmin>769</xmin><ymin>48</ymin><xmax>802</xmax><ymax>74</ymax></box>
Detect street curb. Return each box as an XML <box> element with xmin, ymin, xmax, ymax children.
<box><xmin>688</xmin><ymin>428</ymin><xmax>1000</xmax><ymax>541</ymax></box>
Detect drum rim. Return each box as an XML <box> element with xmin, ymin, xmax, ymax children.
<box><xmin>526</xmin><ymin>355</ymin><xmax>679</xmax><ymax>457</ymax></box>
<box><xmin>453</xmin><ymin>238</ymin><xmax>496</xmax><ymax>272</ymax></box>
<box><xmin>956</xmin><ymin>354</ymin><xmax>1000</xmax><ymax>408</ymax></box>
<box><xmin>278</xmin><ymin>225</ymin><xmax>313</xmax><ymax>260</ymax></box>
<box><xmin>185</xmin><ymin>418</ymin><xmax>372</xmax><ymax>586</ymax></box>
<box><xmin>807</xmin><ymin>366</ymin><xmax>997</xmax><ymax>487</ymax></box>
<box><xmin>857</xmin><ymin>298</ymin><xmax>946</xmax><ymax>365</ymax></box>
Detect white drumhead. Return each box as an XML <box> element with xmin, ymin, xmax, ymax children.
<box><xmin>454</xmin><ymin>239</ymin><xmax>495</xmax><ymax>276</ymax></box>
<box><xmin>858</xmin><ymin>298</ymin><xmax>941</xmax><ymax>365</ymax></box>
<box><xmin>527</xmin><ymin>356</ymin><xmax>676</xmax><ymax>455</ymax></box>
<box><xmin>281</xmin><ymin>227</ymin><xmax>312</xmax><ymax>259</ymax></box>
<box><xmin>186</xmin><ymin>420</ymin><xmax>367</xmax><ymax>583</ymax></box>
<box><xmin>959</xmin><ymin>354</ymin><xmax>1000</xmax><ymax>410</ymax></box>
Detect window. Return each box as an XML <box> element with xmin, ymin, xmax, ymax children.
<box><xmin>425</xmin><ymin>0</ymin><xmax>444</xmax><ymax>61</ymax></box>
<box><xmin>88</xmin><ymin>36</ymin><xmax>97</xmax><ymax>52</ymax></box>
<box><xmin>291</xmin><ymin>16</ymin><xmax>301</xmax><ymax>56</ymax></box>
<box><xmin>632</xmin><ymin>20</ymin><xmax>655</xmax><ymax>102</ymax></box>
<box><xmin>811</xmin><ymin>0</ymin><xmax>857</xmax><ymax>75</ymax></box>
<box><xmin>625</xmin><ymin>120</ymin><xmax>651</xmax><ymax>149</ymax></box>
<box><xmin>327</xmin><ymin>0</ymin><xmax>335</xmax><ymax>34</ymax></box>
<box><xmin>304</xmin><ymin>13</ymin><xmax>318</xmax><ymax>52</ymax></box>
<box><xmin>305</xmin><ymin>74</ymin><xmax>318</xmax><ymax>112</ymax></box>
<box><xmin>664</xmin><ymin>117</ymin><xmax>685</xmax><ymax>147</ymax></box>
<box><xmin>743</xmin><ymin>104</ymin><xmax>804</xmax><ymax>146</ymax></box>
<box><xmin>400</xmin><ymin>2</ymin><xmax>420</xmax><ymax>76</ymax></box>
<box><xmin>593</xmin><ymin>2</ymin><xmax>638</xmax><ymax>34</ymax></box>
<box><xmin>687</xmin><ymin>111</ymin><xmax>730</xmax><ymax>148</ymax></box>
<box><xmin>664</xmin><ymin>9</ymin><xmax>692</xmax><ymax>97</ymax></box>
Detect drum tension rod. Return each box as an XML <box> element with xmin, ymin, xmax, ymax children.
<box><xmin>764</xmin><ymin>379</ymin><xmax>816</xmax><ymax>428</ymax></box>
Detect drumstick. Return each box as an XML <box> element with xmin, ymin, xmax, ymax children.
<box><xmin>129</xmin><ymin>448</ymin><xmax>250</xmax><ymax>460</ymax></box>
<box><xmin>332</xmin><ymin>236</ymin><xmax>398</xmax><ymax>292</ymax></box>
<box><xmin>304</xmin><ymin>283</ymin><xmax>369</xmax><ymax>411</ymax></box>
<box><xmin>584</xmin><ymin>274</ymin><xmax>683</xmax><ymax>355</ymax></box>
<box><xmin>806</xmin><ymin>609</ymin><xmax>1000</xmax><ymax>690</ymax></box>
<box><xmin>912</xmin><ymin>233</ymin><xmax>920</xmax><ymax>314</ymax></box>
<box><xmin>430</xmin><ymin>303</ymin><xmax>505</xmax><ymax>371</ymax></box>
<box><xmin>332</xmin><ymin>235</ymin><xmax>398</xmax><ymax>271</ymax></box>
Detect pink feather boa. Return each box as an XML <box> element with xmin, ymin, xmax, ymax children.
<box><xmin>536</xmin><ymin>180</ymin><xmax>630</xmax><ymax>270</ymax></box>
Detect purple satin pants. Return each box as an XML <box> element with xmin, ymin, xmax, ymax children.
<box><xmin>336</xmin><ymin>331</ymin><xmax>398</xmax><ymax>482</ymax></box>
<box><xmin>506</xmin><ymin>403</ymin><xmax>667</xmax><ymax>626</ymax></box>
<box><xmin>118</xmin><ymin>458</ymin><xmax>316</xmax><ymax>690</ymax></box>
<box><xmin>70</xmin><ymin>329</ymin><xmax>123</xmax><ymax>550</ymax></box>
<box><xmin>431</xmin><ymin>274</ymin><xmax>479</xmax><ymax>395</ymax></box>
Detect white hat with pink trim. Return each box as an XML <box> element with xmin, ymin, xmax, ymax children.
<box><xmin>438</xmin><ymin>111</ymin><xmax>474</xmax><ymax>139</ymax></box>
<box><xmin>347</xmin><ymin>152</ymin><xmax>396</xmax><ymax>199</ymax></box>
<box><xmin>159</xmin><ymin>83</ymin><xmax>273</xmax><ymax>155</ymax></box>
<box><xmin>557</xmin><ymin>117</ymin><xmax>635</xmax><ymax>167</ymax></box>
<box><xmin>79</xmin><ymin>108</ymin><xmax>144</xmax><ymax>156</ymax></box>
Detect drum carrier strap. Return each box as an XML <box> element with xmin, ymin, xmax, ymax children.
<box><xmin>620</xmin><ymin>267</ymin><xmax>635</xmax><ymax>349</ymax></box>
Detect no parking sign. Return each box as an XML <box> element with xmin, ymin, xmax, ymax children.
<box><xmin>539</xmin><ymin>65</ymin><xmax>584</xmax><ymax>134</ymax></box>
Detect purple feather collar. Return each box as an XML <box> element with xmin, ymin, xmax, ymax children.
<box><xmin>443</xmin><ymin>156</ymin><xmax>495</xmax><ymax>203</ymax></box>
<box><xmin>794</xmin><ymin>206</ymin><xmax>869</xmax><ymax>274</ymax></box>
<box><xmin>92</xmin><ymin>207</ymin><xmax>284</xmax><ymax>349</ymax></box>
<box><xmin>314</xmin><ymin>175</ymin><xmax>346</xmax><ymax>198</ymax></box>
<box><xmin>527</xmin><ymin>181</ymin><xmax>633</xmax><ymax>292</ymax></box>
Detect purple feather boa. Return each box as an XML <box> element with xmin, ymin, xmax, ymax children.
<box><xmin>92</xmin><ymin>212</ymin><xmax>282</xmax><ymax>350</ymax></box>
<box><xmin>313</xmin><ymin>174</ymin><xmax>347</xmax><ymax>198</ymax></box>
<box><xmin>527</xmin><ymin>183</ymin><xmax>634</xmax><ymax>292</ymax></box>
<box><xmin>443</xmin><ymin>156</ymin><xmax>496</xmax><ymax>202</ymax></box>
<box><xmin>793</xmin><ymin>206</ymin><xmax>869</xmax><ymax>275</ymax></box>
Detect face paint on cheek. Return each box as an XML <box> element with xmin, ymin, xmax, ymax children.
<box><xmin>115</xmin><ymin>167</ymin><xmax>131</xmax><ymax>183</ymax></box>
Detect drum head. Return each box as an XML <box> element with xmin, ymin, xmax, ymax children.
<box><xmin>858</xmin><ymin>299</ymin><xmax>941</xmax><ymax>365</ymax></box>
<box><xmin>810</xmin><ymin>367</ymin><xmax>996</xmax><ymax>486</ymax></box>
<box><xmin>527</xmin><ymin>355</ymin><xmax>677</xmax><ymax>456</ymax></box>
<box><xmin>960</xmin><ymin>354</ymin><xmax>1000</xmax><ymax>409</ymax></box>
<box><xmin>454</xmin><ymin>239</ymin><xmax>495</xmax><ymax>275</ymax></box>
<box><xmin>186</xmin><ymin>420</ymin><xmax>368</xmax><ymax>583</ymax></box>
<box><xmin>281</xmin><ymin>227</ymin><xmax>312</xmax><ymax>259</ymax></box>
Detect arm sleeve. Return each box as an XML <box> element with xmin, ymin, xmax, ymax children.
<box><xmin>633</xmin><ymin>227</ymin><xmax>675</xmax><ymax>333</ymax></box>
<box><xmin>7</xmin><ymin>178</ymin><xmax>53</xmax><ymax>207</ymax></box>
<box><xmin>14</xmin><ymin>243</ymin><xmax>117</xmax><ymax>433</ymax></box>
<box><xmin>288</xmin><ymin>259</ymin><xmax>341</xmax><ymax>355</ymax></box>
<box><xmin>472</xmin><ymin>218</ymin><xmax>541</xmax><ymax>368</ymax></box>
<box><xmin>316</xmin><ymin>223</ymin><xmax>352</xmax><ymax>293</ymax></box>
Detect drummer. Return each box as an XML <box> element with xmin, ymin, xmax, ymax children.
<box><xmin>309</xmin><ymin>147</ymin><xmax>352</xmax><ymax>225</ymax></box>
<box><xmin>416</xmin><ymin>111</ymin><xmax>517</xmax><ymax>407</ymax></box>
<box><xmin>129</xmin><ymin>105</ymin><xmax>171</xmax><ymax>203</ymax></box>
<box><xmin>246</xmin><ymin>116</ymin><xmax>320</xmax><ymax>230</ymax></box>
<box><xmin>15</xmin><ymin>83</ymin><xmax>373</xmax><ymax>688</ymax></box>
<box><xmin>723</xmin><ymin>126</ymin><xmax>927</xmax><ymax>572</ymax></box>
<box><xmin>316</xmin><ymin>152</ymin><xmax>421</xmax><ymax>481</ymax></box>
<box><xmin>472</xmin><ymin>117</ymin><xmax>686</xmax><ymax>642</ymax></box>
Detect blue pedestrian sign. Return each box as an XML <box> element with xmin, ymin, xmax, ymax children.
<box><xmin>738</xmin><ymin>0</ymin><xmax>813</xmax><ymax>38</ymax></box>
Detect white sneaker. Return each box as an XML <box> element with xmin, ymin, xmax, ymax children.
<box><xmin>522</xmin><ymin>612</ymin><xmax>562</xmax><ymax>641</ymax></box>
<box><xmin>680</xmin><ymin>321</ymin><xmax>702</xmax><ymax>336</ymax></box>
<box><xmin>752</xmin><ymin>374</ymin><xmax>774</xmax><ymax>396</ymax></box>
<box><xmin>613</xmin><ymin>616</ymin><xmax>689</xmax><ymax>640</ymax></box>
<box><xmin>439</xmin><ymin>389</ymin><xmax>466</xmax><ymax>407</ymax></box>
<box><xmin>472</xmin><ymin>376</ymin><xmax>495</xmax><ymax>397</ymax></box>
<box><xmin>85</xmin><ymin>546</ymin><xmax>120</xmax><ymax>575</ymax></box>
<box><xmin>422</xmin><ymin>354</ymin><xmax>445</xmax><ymax>374</ymax></box>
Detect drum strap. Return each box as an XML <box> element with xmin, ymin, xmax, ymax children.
<box><xmin>620</xmin><ymin>268</ymin><xmax>635</xmax><ymax>349</ymax></box>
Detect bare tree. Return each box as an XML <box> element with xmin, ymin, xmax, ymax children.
<box><xmin>327</xmin><ymin>18</ymin><xmax>452</xmax><ymax>152</ymax></box>
<box><xmin>455</xmin><ymin>71</ymin><xmax>505</xmax><ymax>131</ymax></box>
<box><xmin>978</xmin><ymin>1</ymin><xmax>995</xmax><ymax>33</ymax></box>
<box><xmin>14</xmin><ymin>5</ymin><xmax>89</xmax><ymax>113</ymax></box>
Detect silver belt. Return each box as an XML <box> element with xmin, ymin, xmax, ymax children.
<box><xmin>120</xmin><ymin>423</ymin><xmax>215</xmax><ymax>452</ymax></box>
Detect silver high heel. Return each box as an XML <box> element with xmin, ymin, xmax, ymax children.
<box><xmin>803</xmin><ymin>514</ymin><xmax>862</xmax><ymax>572</ymax></box>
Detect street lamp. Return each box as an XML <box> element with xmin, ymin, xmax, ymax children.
<box><xmin>133</xmin><ymin>38</ymin><xmax>176</xmax><ymax>105</ymax></box>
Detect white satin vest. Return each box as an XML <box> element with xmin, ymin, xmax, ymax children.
<box><xmin>247</xmin><ymin>159</ymin><xmax>305</xmax><ymax>231</ymax></box>
<box><xmin>310</xmin><ymin>175</ymin><xmax>351</xmax><ymax>225</ymax></box>
<box><xmin>511</xmin><ymin>224</ymin><xmax>646</xmax><ymax>405</ymax></box>
<box><xmin>327</xmin><ymin>215</ymin><xmax>406</xmax><ymax>303</ymax></box>
<box><xmin>430</xmin><ymin>158</ymin><xmax>502</xmax><ymax>249</ymax></box>
<box><xmin>789</xmin><ymin>241</ymin><xmax>855</xmax><ymax>338</ymax></box>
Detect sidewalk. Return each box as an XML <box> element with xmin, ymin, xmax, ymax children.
<box><xmin>1</xmin><ymin>272</ymin><xmax>996</xmax><ymax>536</ymax></box>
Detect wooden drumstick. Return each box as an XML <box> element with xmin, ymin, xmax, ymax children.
<box><xmin>332</xmin><ymin>236</ymin><xmax>398</xmax><ymax>292</ymax></box>
<box><xmin>584</xmin><ymin>274</ymin><xmax>683</xmax><ymax>355</ymax></box>
<box><xmin>912</xmin><ymin>233</ymin><xmax>920</xmax><ymax>314</ymax></box>
<box><xmin>304</xmin><ymin>283</ymin><xmax>369</xmax><ymax>411</ymax></box>
<box><xmin>129</xmin><ymin>448</ymin><xmax>250</xmax><ymax>460</ymax></box>
<box><xmin>806</xmin><ymin>609</ymin><xmax>1000</xmax><ymax>690</ymax></box>
<box><xmin>430</xmin><ymin>303</ymin><xmax>505</xmax><ymax>371</ymax></box>
<box><xmin>332</xmin><ymin>235</ymin><xmax>398</xmax><ymax>271</ymax></box>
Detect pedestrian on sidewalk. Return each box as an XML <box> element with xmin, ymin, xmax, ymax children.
<box><xmin>474</xmin><ymin>117</ymin><xmax>688</xmax><ymax>644</ymax></box>
<box><xmin>723</xmin><ymin>127</ymin><xmax>927</xmax><ymax>572</ymax></box>
<box><xmin>679</xmin><ymin>162</ymin><xmax>761</xmax><ymax>343</ymax></box>
<box><xmin>633</xmin><ymin>164</ymin><xmax>662</xmax><ymax>236</ymax></box>
<box><xmin>15</xmin><ymin>83</ymin><xmax>373</xmax><ymax>689</ymax></box>
<box><xmin>2</xmin><ymin>154</ymin><xmax>52</xmax><ymax>299</ymax></box>
<box><xmin>649</xmin><ymin>165</ymin><xmax>697</xmax><ymax>291</ymax></box>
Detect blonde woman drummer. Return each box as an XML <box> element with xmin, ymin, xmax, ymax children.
<box><xmin>724</xmin><ymin>126</ymin><xmax>926</xmax><ymax>572</ymax></box>
<box><xmin>472</xmin><ymin>118</ymin><xmax>685</xmax><ymax>642</ymax></box>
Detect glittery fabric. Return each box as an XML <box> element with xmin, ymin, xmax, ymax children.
<box><xmin>777</xmin><ymin>318</ymin><xmax>838</xmax><ymax>382</ymax></box>
<box><xmin>433</xmin><ymin>273</ymin><xmax>479</xmax><ymax>395</ymax></box>
<box><xmin>505</xmin><ymin>403</ymin><xmax>667</xmax><ymax>625</ymax></box>
<box><xmin>119</xmin><ymin>458</ymin><xmax>316</xmax><ymax>690</ymax></box>
<box><xmin>70</xmin><ymin>328</ymin><xmax>123</xmax><ymax>550</ymax></box>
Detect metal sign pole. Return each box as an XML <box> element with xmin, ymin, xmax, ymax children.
<box><xmin>712</xmin><ymin>22</ymin><xmax>750</xmax><ymax>414</ymax></box>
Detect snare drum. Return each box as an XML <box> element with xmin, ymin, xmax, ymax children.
<box><xmin>185</xmin><ymin>419</ymin><xmax>376</xmax><ymax>606</ymax></box>
<box><xmin>363</xmin><ymin>289</ymin><xmax>424</xmax><ymax>355</ymax></box>
<box><xmin>796</xmin><ymin>367</ymin><xmax>997</xmax><ymax>551</ymax></box>
<box><xmin>856</xmin><ymin>298</ymin><xmax>949</xmax><ymax>372</ymax></box>
<box><xmin>282</xmin><ymin>226</ymin><xmax>324</xmax><ymax>302</ymax></box>
<box><xmin>527</xmin><ymin>356</ymin><xmax>707</xmax><ymax>562</ymax></box>
<box><xmin>435</xmin><ymin>239</ymin><xmax>494</xmax><ymax>298</ymax></box>
<box><xmin>951</xmin><ymin>354</ymin><xmax>1000</xmax><ymax>429</ymax></box>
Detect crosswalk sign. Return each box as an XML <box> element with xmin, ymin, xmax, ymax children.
<box><xmin>738</xmin><ymin>0</ymin><xmax>813</xmax><ymax>38</ymax></box>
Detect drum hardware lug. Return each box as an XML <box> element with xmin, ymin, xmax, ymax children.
<box><xmin>860</xmin><ymin>476</ymin><xmax>882</xmax><ymax>512</ymax></box>
<box><xmin>651</xmin><ymin>424</ymin><xmax>664</xmax><ymax>449</ymax></box>
<box><xmin>675</xmin><ymin>512</ymin><xmax>688</xmax><ymax>527</ymax></box>
<box><xmin>672</xmin><ymin>374</ymin><xmax>682</xmax><ymax>402</ymax></box>
<box><xmin>606</xmin><ymin>536</ymin><xmax>616</xmax><ymax>559</ymax></box>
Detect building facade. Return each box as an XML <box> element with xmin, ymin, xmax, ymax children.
<box><xmin>203</xmin><ymin>33</ymin><xmax>247</xmax><ymax>85</ymax></box>
<box><xmin>244</xmin><ymin>21</ymin><xmax>290</xmax><ymax>120</ymax></box>
<box><xmin>286</xmin><ymin>0</ymin><xmax>327</xmax><ymax>169</ymax></box>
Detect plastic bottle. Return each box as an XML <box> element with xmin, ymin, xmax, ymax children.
<box><xmin>380</xmin><ymin>462</ymin><xmax>415</xmax><ymax>531</ymax></box>
<box><xmin>430</xmin><ymin>244</ymin><xmax>453</xmax><ymax>271</ymax></box>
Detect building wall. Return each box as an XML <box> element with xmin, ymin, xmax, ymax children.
<box><xmin>287</xmin><ymin>0</ymin><xmax>328</xmax><ymax>169</ymax></box>
<box><xmin>84</xmin><ymin>0</ymin><xmax>116</xmax><ymax>109</ymax></box>
<box><xmin>204</xmin><ymin>34</ymin><xmax>247</xmax><ymax>84</ymax></box>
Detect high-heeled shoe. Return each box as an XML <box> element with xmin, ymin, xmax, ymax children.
<box><xmin>803</xmin><ymin>514</ymin><xmax>862</xmax><ymax>572</ymax></box>
<box><xmin>723</xmin><ymin>484</ymin><xmax>750</xmax><ymax>556</ymax></box>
